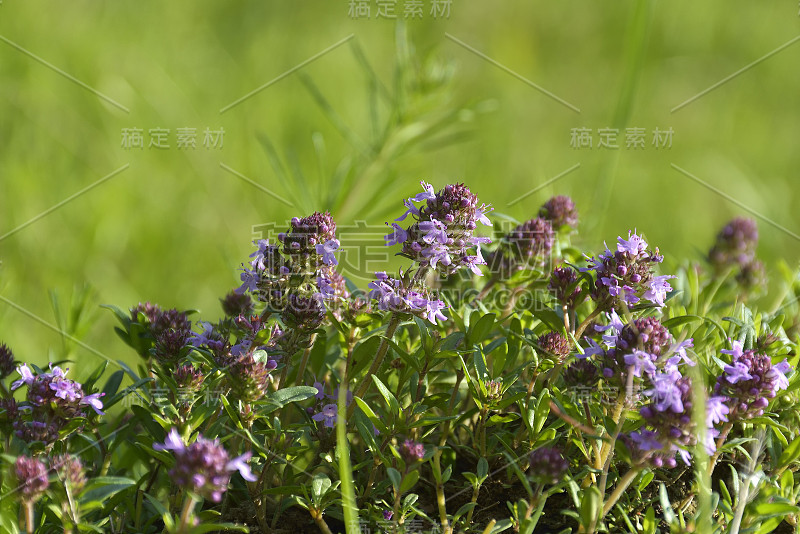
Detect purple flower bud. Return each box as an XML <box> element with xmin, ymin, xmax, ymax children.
<box><xmin>400</xmin><ymin>439</ymin><xmax>426</xmax><ymax>463</ymax></box>
<box><xmin>537</xmin><ymin>332</ymin><xmax>571</xmax><ymax>361</ymax></box>
<box><xmin>220</xmin><ymin>290</ymin><xmax>254</xmax><ymax>318</ymax></box>
<box><xmin>50</xmin><ymin>454</ymin><xmax>87</xmax><ymax>494</ymax></box>
<box><xmin>538</xmin><ymin>195</ymin><xmax>578</xmax><ymax>229</ymax></box>
<box><xmin>528</xmin><ymin>447</ymin><xmax>568</xmax><ymax>484</ymax></box>
<box><xmin>708</xmin><ymin>217</ymin><xmax>758</xmax><ymax>270</ymax></box>
<box><xmin>15</xmin><ymin>456</ymin><xmax>49</xmax><ymax>504</ymax></box>
<box><xmin>0</xmin><ymin>343</ymin><xmax>16</xmax><ymax>379</ymax></box>
<box><xmin>549</xmin><ymin>267</ymin><xmax>583</xmax><ymax>309</ymax></box>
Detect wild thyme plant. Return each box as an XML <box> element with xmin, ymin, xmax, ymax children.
<box><xmin>1</xmin><ymin>185</ymin><xmax>800</xmax><ymax>534</ymax></box>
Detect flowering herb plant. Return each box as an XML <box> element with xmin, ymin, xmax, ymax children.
<box><xmin>2</xmin><ymin>182</ymin><xmax>800</xmax><ymax>534</ymax></box>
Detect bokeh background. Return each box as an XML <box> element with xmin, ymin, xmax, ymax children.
<box><xmin>1</xmin><ymin>1</ymin><xmax>798</xmax><ymax>372</ymax></box>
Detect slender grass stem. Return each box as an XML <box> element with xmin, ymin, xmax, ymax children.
<box><xmin>351</xmin><ymin>313</ymin><xmax>402</xmax><ymax>403</ymax></box>
<box><xmin>294</xmin><ymin>333</ymin><xmax>317</xmax><ymax>386</ymax></box>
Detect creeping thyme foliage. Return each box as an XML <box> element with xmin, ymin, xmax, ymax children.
<box><xmin>3</xmin><ymin>185</ymin><xmax>800</xmax><ymax>534</ymax></box>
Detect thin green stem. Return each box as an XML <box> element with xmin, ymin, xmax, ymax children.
<box><xmin>294</xmin><ymin>333</ymin><xmax>317</xmax><ymax>386</ymax></box>
<box><xmin>432</xmin><ymin>452</ymin><xmax>451</xmax><ymax>534</ymax></box>
<box><xmin>597</xmin><ymin>372</ymin><xmax>632</xmax><ymax>493</ymax></box>
<box><xmin>312</xmin><ymin>510</ymin><xmax>334</xmax><ymax>534</ymax></box>
<box><xmin>574</xmin><ymin>307</ymin><xmax>602</xmax><ymax>340</ymax></box>
<box><xmin>351</xmin><ymin>314</ymin><xmax>403</xmax><ymax>404</ymax></box>
<box><xmin>708</xmin><ymin>422</ymin><xmax>734</xmax><ymax>477</ymax></box>
<box><xmin>601</xmin><ymin>467</ymin><xmax>641</xmax><ymax>515</ymax></box>
<box><xmin>177</xmin><ymin>495</ymin><xmax>197</xmax><ymax>534</ymax></box>
<box><xmin>24</xmin><ymin>502</ymin><xmax>34</xmax><ymax>534</ymax></box>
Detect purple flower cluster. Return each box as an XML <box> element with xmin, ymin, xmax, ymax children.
<box><xmin>220</xmin><ymin>290</ymin><xmax>255</xmax><ymax>318</ymax></box>
<box><xmin>584</xmin><ymin>314</ymin><xmax>693</xmax><ymax>387</ymax></box>
<box><xmin>626</xmin><ymin>367</ymin><xmax>728</xmax><ymax>467</ymax></box>
<box><xmin>488</xmin><ymin>217</ymin><xmax>554</xmax><ymax>276</ymax></box>
<box><xmin>174</xmin><ymin>364</ymin><xmax>205</xmax><ymax>391</ymax></box>
<box><xmin>563</xmin><ymin>359</ymin><xmax>599</xmax><ymax>389</ymax></box>
<box><xmin>51</xmin><ymin>454</ymin><xmax>87</xmax><ymax>494</ymax></box>
<box><xmin>528</xmin><ymin>447</ymin><xmax>568</xmax><ymax>484</ymax></box>
<box><xmin>571</xmin><ymin>314</ymin><xmax>728</xmax><ymax>466</ymax></box>
<box><xmin>708</xmin><ymin>217</ymin><xmax>765</xmax><ymax>290</ymax></box>
<box><xmin>239</xmin><ymin>212</ymin><xmax>340</xmax><ymax>311</ymax></box>
<box><xmin>14</xmin><ymin>456</ymin><xmax>49</xmax><ymax>504</ymax></box>
<box><xmin>155</xmin><ymin>428</ymin><xmax>257</xmax><ymax>502</ymax></box>
<box><xmin>188</xmin><ymin>321</ymin><xmax>230</xmax><ymax>359</ymax></box>
<box><xmin>386</xmin><ymin>182</ymin><xmax>492</xmax><ymax>276</ymax></box>
<box><xmin>0</xmin><ymin>342</ymin><xmax>16</xmax><ymax>379</ymax></box>
<box><xmin>537</xmin><ymin>331</ymin><xmax>571</xmax><ymax>361</ymax></box>
<box><xmin>582</xmin><ymin>231</ymin><xmax>674</xmax><ymax>310</ymax></box>
<box><xmin>708</xmin><ymin>217</ymin><xmax>758</xmax><ymax>269</ymax></box>
<box><xmin>223</xmin><ymin>352</ymin><xmax>278</xmax><ymax>403</ymax></box>
<box><xmin>400</xmin><ymin>439</ymin><xmax>426</xmax><ymax>463</ymax></box>
<box><xmin>368</xmin><ymin>271</ymin><xmax>448</xmax><ymax>324</ymax></box>
<box><xmin>236</xmin><ymin>212</ymin><xmax>345</xmax><ymax>355</ymax></box>
<box><xmin>538</xmin><ymin>195</ymin><xmax>579</xmax><ymax>230</ymax></box>
<box><xmin>713</xmin><ymin>340</ymin><xmax>792</xmax><ymax>419</ymax></box>
<box><xmin>130</xmin><ymin>303</ymin><xmax>192</xmax><ymax>362</ymax></box>
<box><xmin>11</xmin><ymin>364</ymin><xmax>104</xmax><ymax>444</ymax></box>
<box><xmin>187</xmin><ymin>315</ymin><xmax>281</xmax><ymax>401</ymax></box>
<box><xmin>549</xmin><ymin>266</ymin><xmax>584</xmax><ymax>309</ymax></box>
<box><xmin>624</xmin><ymin>430</ymin><xmax>677</xmax><ymax>469</ymax></box>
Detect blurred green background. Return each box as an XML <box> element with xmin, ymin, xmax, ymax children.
<box><xmin>1</xmin><ymin>1</ymin><xmax>798</xmax><ymax>373</ymax></box>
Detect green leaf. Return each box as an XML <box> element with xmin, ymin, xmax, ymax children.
<box><xmin>477</xmin><ymin>457</ymin><xmax>488</xmax><ymax>480</ymax></box>
<box><xmin>409</xmin><ymin>415</ymin><xmax>458</xmax><ymax>428</ymax></box>
<box><xmin>473</xmin><ymin>347</ymin><xmax>490</xmax><ymax>386</ymax></box>
<box><xmin>80</xmin><ymin>477</ymin><xmax>135</xmax><ymax>504</ymax></box>
<box><xmin>353</xmin><ymin>409</ymin><xmax>380</xmax><ymax>452</ymax></box>
<box><xmin>579</xmin><ymin>486</ymin><xmax>601</xmax><ymax>529</ymax></box>
<box><xmin>371</xmin><ymin>375</ymin><xmax>401</xmax><ymax>418</ymax></box>
<box><xmin>659</xmin><ymin>483</ymin><xmax>676</xmax><ymax>523</ymax></box>
<box><xmin>350</xmin><ymin>336</ymin><xmax>383</xmax><ymax>378</ymax></box>
<box><xmin>532</xmin><ymin>307</ymin><xmax>566</xmax><ymax>335</ymax></box>
<box><xmin>101</xmin><ymin>370</ymin><xmax>125</xmax><ymax>399</ymax></box>
<box><xmin>778</xmin><ymin>436</ymin><xmax>800</xmax><ymax>468</ymax></box>
<box><xmin>220</xmin><ymin>395</ymin><xmax>243</xmax><ymax>429</ymax></box>
<box><xmin>83</xmin><ymin>361</ymin><xmax>109</xmax><ymax>390</ymax></box>
<box><xmin>638</xmin><ymin>470</ymin><xmax>655</xmax><ymax>492</ymax></box>
<box><xmin>414</xmin><ymin>316</ymin><xmax>429</xmax><ymax>347</ymax></box>
<box><xmin>265</xmin><ymin>386</ymin><xmax>318</xmax><ymax>408</ymax></box>
<box><xmin>387</xmin><ymin>467</ymin><xmax>402</xmax><ymax>492</ymax></box>
<box><xmin>642</xmin><ymin>506</ymin><xmax>656</xmax><ymax>534</ymax></box>
<box><xmin>468</xmin><ymin>313</ymin><xmax>496</xmax><ymax>345</ymax></box>
<box><xmin>354</xmin><ymin>397</ymin><xmax>388</xmax><ymax>433</ymax></box>
<box><xmin>750</xmin><ymin>501</ymin><xmax>800</xmax><ymax>518</ymax></box>
<box><xmin>452</xmin><ymin>502</ymin><xmax>478</xmax><ymax>522</ymax></box>
<box><xmin>311</xmin><ymin>473</ymin><xmax>332</xmax><ymax>502</ymax></box>
<box><xmin>58</xmin><ymin>417</ymin><xmax>88</xmax><ymax>439</ymax></box>
<box><xmin>534</xmin><ymin>389</ymin><xmax>551</xmax><ymax>434</ymax></box>
<box><xmin>399</xmin><ymin>469</ymin><xmax>419</xmax><ymax>494</ymax></box>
